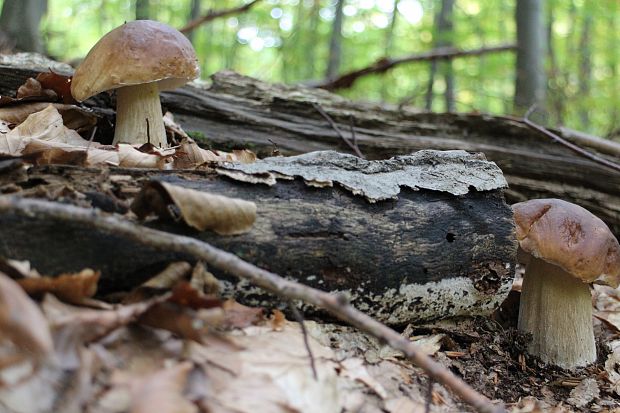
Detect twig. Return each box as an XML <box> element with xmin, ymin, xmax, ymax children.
<box><xmin>0</xmin><ymin>196</ymin><xmax>504</xmax><ymax>413</ymax></box>
<box><xmin>311</xmin><ymin>103</ymin><xmax>365</xmax><ymax>159</ymax></box>
<box><xmin>522</xmin><ymin>106</ymin><xmax>620</xmax><ymax>173</ymax></box>
<box><xmin>425</xmin><ymin>379</ymin><xmax>434</xmax><ymax>413</ymax></box>
<box><xmin>288</xmin><ymin>300</ymin><xmax>318</xmax><ymax>380</ymax></box>
<box><xmin>311</xmin><ymin>44</ymin><xmax>516</xmax><ymax>91</ymax></box>
<box><xmin>180</xmin><ymin>0</ymin><xmax>262</xmax><ymax>34</ymax></box>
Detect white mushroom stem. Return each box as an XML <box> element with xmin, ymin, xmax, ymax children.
<box><xmin>113</xmin><ymin>82</ymin><xmax>167</xmax><ymax>147</ymax></box>
<box><xmin>518</xmin><ymin>256</ymin><xmax>596</xmax><ymax>369</ymax></box>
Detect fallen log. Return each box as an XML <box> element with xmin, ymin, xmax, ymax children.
<box><xmin>0</xmin><ymin>151</ymin><xmax>516</xmax><ymax>324</ymax></box>
<box><xmin>0</xmin><ymin>56</ymin><xmax>619</xmax><ymax>235</ymax></box>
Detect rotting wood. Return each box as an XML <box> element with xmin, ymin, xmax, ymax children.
<box><xmin>0</xmin><ymin>57</ymin><xmax>619</xmax><ymax>235</ymax></box>
<box><xmin>0</xmin><ymin>151</ymin><xmax>516</xmax><ymax>325</ymax></box>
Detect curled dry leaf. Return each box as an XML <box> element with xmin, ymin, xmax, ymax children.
<box><xmin>17</xmin><ymin>268</ymin><xmax>100</xmax><ymax>304</ymax></box>
<box><xmin>221</xmin><ymin>299</ymin><xmax>264</xmax><ymax>329</ymax></box>
<box><xmin>16</xmin><ymin>77</ymin><xmax>57</xmax><ymax>101</ymax></box>
<box><xmin>173</xmin><ymin>138</ymin><xmax>257</xmax><ymax>169</ymax></box>
<box><xmin>35</xmin><ymin>71</ymin><xmax>76</xmax><ymax>104</ymax></box>
<box><xmin>123</xmin><ymin>262</ymin><xmax>193</xmax><ymax>304</ymax></box>
<box><xmin>189</xmin><ymin>262</ymin><xmax>221</xmax><ymax>296</ymax></box>
<box><xmin>0</xmin><ymin>272</ymin><xmax>53</xmax><ymax>375</ymax></box>
<box><xmin>118</xmin><ymin>144</ymin><xmax>172</xmax><ymax>169</ymax></box>
<box><xmin>0</xmin><ymin>102</ymin><xmax>96</xmax><ymax>131</ymax></box>
<box><xmin>131</xmin><ymin>181</ymin><xmax>257</xmax><ymax>235</ymax></box>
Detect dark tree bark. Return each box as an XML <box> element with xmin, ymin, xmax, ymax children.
<box><xmin>135</xmin><ymin>0</ymin><xmax>150</xmax><ymax>20</ymax></box>
<box><xmin>325</xmin><ymin>0</ymin><xmax>345</xmax><ymax>80</ymax></box>
<box><xmin>514</xmin><ymin>0</ymin><xmax>547</xmax><ymax>114</ymax></box>
<box><xmin>0</xmin><ymin>0</ymin><xmax>47</xmax><ymax>53</ymax></box>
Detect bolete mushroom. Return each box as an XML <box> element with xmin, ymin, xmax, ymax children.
<box><xmin>71</xmin><ymin>20</ymin><xmax>199</xmax><ymax>148</ymax></box>
<box><xmin>512</xmin><ymin>198</ymin><xmax>620</xmax><ymax>369</ymax></box>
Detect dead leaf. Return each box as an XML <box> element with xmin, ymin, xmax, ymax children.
<box><xmin>123</xmin><ymin>262</ymin><xmax>192</xmax><ymax>304</ymax></box>
<box><xmin>173</xmin><ymin>138</ymin><xmax>226</xmax><ymax>169</ymax></box>
<box><xmin>169</xmin><ymin>282</ymin><xmax>222</xmax><ymax>310</ymax></box>
<box><xmin>16</xmin><ymin>77</ymin><xmax>57</xmax><ymax>101</ymax></box>
<box><xmin>0</xmin><ymin>102</ymin><xmax>96</xmax><ymax>132</ymax></box>
<box><xmin>118</xmin><ymin>143</ymin><xmax>172</xmax><ymax>169</ymax></box>
<box><xmin>139</xmin><ymin>302</ymin><xmax>223</xmax><ymax>342</ymax></box>
<box><xmin>566</xmin><ymin>378</ymin><xmax>599</xmax><ymax>408</ymax></box>
<box><xmin>17</xmin><ymin>269</ymin><xmax>99</xmax><ymax>304</ymax></box>
<box><xmin>410</xmin><ymin>333</ymin><xmax>445</xmax><ymax>356</ymax></box>
<box><xmin>36</xmin><ymin>71</ymin><xmax>76</xmax><ymax>104</ymax></box>
<box><xmin>340</xmin><ymin>358</ymin><xmax>388</xmax><ymax>399</ymax></box>
<box><xmin>384</xmin><ymin>397</ymin><xmax>425</xmax><ymax>413</ymax></box>
<box><xmin>0</xmin><ymin>272</ymin><xmax>53</xmax><ymax>379</ymax></box>
<box><xmin>131</xmin><ymin>180</ymin><xmax>257</xmax><ymax>235</ymax></box>
<box><xmin>605</xmin><ymin>345</ymin><xmax>620</xmax><ymax>396</ymax></box>
<box><xmin>189</xmin><ymin>262</ymin><xmax>220</xmax><ymax>296</ymax></box>
<box><xmin>222</xmin><ymin>299</ymin><xmax>264</xmax><ymax>329</ymax></box>
<box><xmin>127</xmin><ymin>362</ymin><xmax>197</xmax><ymax>413</ymax></box>
<box><xmin>163</xmin><ymin>112</ymin><xmax>190</xmax><ymax>140</ymax></box>
<box><xmin>270</xmin><ymin>309</ymin><xmax>286</xmax><ymax>331</ymax></box>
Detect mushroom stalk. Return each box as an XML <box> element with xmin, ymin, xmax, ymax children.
<box><xmin>518</xmin><ymin>256</ymin><xmax>596</xmax><ymax>368</ymax></box>
<box><xmin>113</xmin><ymin>82</ymin><xmax>167</xmax><ymax>147</ymax></box>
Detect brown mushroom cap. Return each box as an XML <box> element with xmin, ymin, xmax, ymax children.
<box><xmin>71</xmin><ymin>20</ymin><xmax>199</xmax><ymax>101</ymax></box>
<box><xmin>512</xmin><ymin>198</ymin><xmax>620</xmax><ymax>287</ymax></box>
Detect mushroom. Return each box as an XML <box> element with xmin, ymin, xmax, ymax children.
<box><xmin>71</xmin><ymin>20</ymin><xmax>199</xmax><ymax>148</ymax></box>
<box><xmin>512</xmin><ymin>198</ymin><xmax>620</xmax><ymax>369</ymax></box>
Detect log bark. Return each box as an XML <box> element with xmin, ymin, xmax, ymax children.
<box><xmin>0</xmin><ymin>150</ymin><xmax>516</xmax><ymax>325</ymax></box>
<box><xmin>0</xmin><ymin>56</ymin><xmax>619</xmax><ymax>235</ymax></box>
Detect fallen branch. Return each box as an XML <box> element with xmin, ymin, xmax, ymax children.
<box><xmin>0</xmin><ymin>196</ymin><xmax>504</xmax><ymax>413</ymax></box>
<box><xmin>312</xmin><ymin>102</ymin><xmax>365</xmax><ymax>158</ymax></box>
<box><xmin>311</xmin><ymin>44</ymin><xmax>516</xmax><ymax>91</ymax></box>
<box><xmin>179</xmin><ymin>0</ymin><xmax>262</xmax><ymax>34</ymax></box>
<box><xmin>522</xmin><ymin>107</ymin><xmax>620</xmax><ymax>173</ymax></box>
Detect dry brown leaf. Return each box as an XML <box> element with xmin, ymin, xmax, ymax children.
<box><xmin>230</xmin><ymin>149</ymin><xmax>257</xmax><ymax>163</ymax></box>
<box><xmin>123</xmin><ymin>262</ymin><xmax>192</xmax><ymax>304</ymax></box>
<box><xmin>131</xmin><ymin>181</ymin><xmax>257</xmax><ymax>235</ymax></box>
<box><xmin>139</xmin><ymin>302</ymin><xmax>225</xmax><ymax>342</ymax></box>
<box><xmin>36</xmin><ymin>71</ymin><xmax>76</xmax><ymax>104</ymax></box>
<box><xmin>0</xmin><ymin>272</ymin><xmax>53</xmax><ymax>376</ymax></box>
<box><xmin>189</xmin><ymin>262</ymin><xmax>220</xmax><ymax>296</ymax></box>
<box><xmin>0</xmin><ymin>102</ymin><xmax>96</xmax><ymax>131</ymax></box>
<box><xmin>122</xmin><ymin>362</ymin><xmax>197</xmax><ymax>413</ymax></box>
<box><xmin>222</xmin><ymin>299</ymin><xmax>264</xmax><ymax>329</ymax></box>
<box><xmin>169</xmin><ymin>282</ymin><xmax>222</xmax><ymax>310</ymax></box>
<box><xmin>270</xmin><ymin>309</ymin><xmax>286</xmax><ymax>331</ymax></box>
<box><xmin>163</xmin><ymin>112</ymin><xmax>190</xmax><ymax>140</ymax></box>
<box><xmin>17</xmin><ymin>268</ymin><xmax>99</xmax><ymax>304</ymax></box>
<box><xmin>16</xmin><ymin>77</ymin><xmax>57</xmax><ymax>101</ymax></box>
<box><xmin>173</xmin><ymin>138</ymin><xmax>225</xmax><ymax>169</ymax></box>
<box><xmin>118</xmin><ymin>144</ymin><xmax>172</xmax><ymax>169</ymax></box>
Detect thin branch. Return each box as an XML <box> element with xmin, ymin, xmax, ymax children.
<box><xmin>522</xmin><ymin>106</ymin><xmax>620</xmax><ymax>173</ymax></box>
<box><xmin>288</xmin><ymin>300</ymin><xmax>317</xmax><ymax>380</ymax></box>
<box><xmin>311</xmin><ymin>102</ymin><xmax>365</xmax><ymax>159</ymax></box>
<box><xmin>0</xmin><ymin>196</ymin><xmax>504</xmax><ymax>413</ymax></box>
<box><xmin>310</xmin><ymin>44</ymin><xmax>516</xmax><ymax>91</ymax></box>
<box><xmin>179</xmin><ymin>0</ymin><xmax>262</xmax><ymax>34</ymax></box>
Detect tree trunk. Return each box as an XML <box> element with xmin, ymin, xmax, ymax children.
<box><xmin>380</xmin><ymin>0</ymin><xmax>400</xmax><ymax>100</ymax></box>
<box><xmin>0</xmin><ymin>0</ymin><xmax>47</xmax><ymax>53</ymax></box>
<box><xmin>135</xmin><ymin>0</ymin><xmax>150</xmax><ymax>20</ymax></box>
<box><xmin>187</xmin><ymin>0</ymin><xmax>201</xmax><ymax>43</ymax></box>
<box><xmin>0</xmin><ymin>150</ymin><xmax>516</xmax><ymax>325</ymax></box>
<box><xmin>325</xmin><ymin>0</ymin><xmax>345</xmax><ymax>80</ymax></box>
<box><xmin>514</xmin><ymin>0</ymin><xmax>547</xmax><ymax>114</ymax></box>
<box><xmin>425</xmin><ymin>0</ymin><xmax>455</xmax><ymax>112</ymax></box>
<box><xmin>577</xmin><ymin>13</ymin><xmax>592</xmax><ymax>129</ymax></box>
<box><xmin>1</xmin><ymin>58</ymin><xmax>619</xmax><ymax>236</ymax></box>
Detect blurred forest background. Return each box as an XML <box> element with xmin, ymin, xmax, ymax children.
<box><xmin>0</xmin><ymin>0</ymin><xmax>618</xmax><ymax>138</ymax></box>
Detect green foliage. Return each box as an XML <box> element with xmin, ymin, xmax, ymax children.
<box><xmin>1</xmin><ymin>0</ymin><xmax>616</xmax><ymax>136</ymax></box>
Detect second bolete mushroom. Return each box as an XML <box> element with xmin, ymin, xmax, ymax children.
<box><xmin>512</xmin><ymin>198</ymin><xmax>620</xmax><ymax>369</ymax></box>
<box><xmin>71</xmin><ymin>20</ymin><xmax>200</xmax><ymax>148</ymax></box>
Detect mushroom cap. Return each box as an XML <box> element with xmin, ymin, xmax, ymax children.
<box><xmin>512</xmin><ymin>198</ymin><xmax>620</xmax><ymax>288</ymax></box>
<box><xmin>71</xmin><ymin>20</ymin><xmax>200</xmax><ymax>101</ymax></box>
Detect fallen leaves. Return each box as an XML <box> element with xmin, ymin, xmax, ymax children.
<box><xmin>17</xmin><ymin>268</ymin><xmax>100</xmax><ymax>304</ymax></box>
<box><xmin>131</xmin><ymin>180</ymin><xmax>257</xmax><ymax>234</ymax></box>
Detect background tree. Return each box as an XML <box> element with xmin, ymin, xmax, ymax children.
<box><xmin>514</xmin><ymin>0</ymin><xmax>547</xmax><ymax>114</ymax></box>
<box><xmin>326</xmin><ymin>0</ymin><xmax>345</xmax><ymax>80</ymax></box>
<box><xmin>425</xmin><ymin>0</ymin><xmax>455</xmax><ymax>111</ymax></box>
<box><xmin>0</xmin><ymin>0</ymin><xmax>47</xmax><ymax>53</ymax></box>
